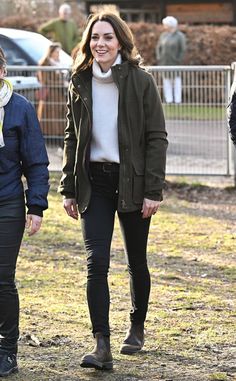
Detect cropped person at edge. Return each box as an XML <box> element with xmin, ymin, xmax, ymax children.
<box><xmin>0</xmin><ymin>47</ymin><xmax>49</xmax><ymax>377</ymax></box>
<box><xmin>228</xmin><ymin>77</ymin><xmax>236</xmax><ymax>145</ymax></box>
<box><xmin>58</xmin><ymin>11</ymin><xmax>168</xmax><ymax>370</ymax></box>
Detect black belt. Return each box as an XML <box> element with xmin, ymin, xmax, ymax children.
<box><xmin>90</xmin><ymin>162</ymin><xmax>120</xmax><ymax>173</ymax></box>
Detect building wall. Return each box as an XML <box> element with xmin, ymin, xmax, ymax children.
<box><xmin>167</xmin><ymin>3</ymin><xmax>233</xmax><ymax>24</ymax></box>
<box><xmin>84</xmin><ymin>1</ymin><xmax>236</xmax><ymax>25</ymax></box>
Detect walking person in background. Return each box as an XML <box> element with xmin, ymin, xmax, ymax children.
<box><xmin>0</xmin><ymin>47</ymin><xmax>49</xmax><ymax>377</ymax></box>
<box><xmin>38</xmin><ymin>3</ymin><xmax>79</xmax><ymax>55</ymax></box>
<box><xmin>156</xmin><ymin>16</ymin><xmax>186</xmax><ymax>104</ymax></box>
<box><xmin>58</xmin><ymin>11</ymin><xmax>168</xmax><ymax>370</ymax></box>
<box><xmin>37</xmin><ymin>42</ymin><xmax>66</xmax><ymax>140</ymax></box>
<box><xmin>228</xmin><ymin>79</ymin><xmax>236</xmax><ymax>145</ymax></box>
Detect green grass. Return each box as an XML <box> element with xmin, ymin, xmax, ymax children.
<box><xmin>209</xmin><ymin>373</ymin><xmax>229</xmax><ymax>381</ymax></box>
<box><xmin>11</xmin><ymin>173</ymin><xmax>236</xmax><ymax>381</ymax></box>
<box><xmin>163</xmin><ymin>104</ymin><xmax>226</xmax><ymax>120</ymax></box>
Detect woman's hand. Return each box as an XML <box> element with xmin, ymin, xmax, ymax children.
<box><xmin>25</xmin><ymin>215</ymin><xmax>42</xmax><ymax>236</ymax></box>
<box><xmin>141</xmin><ymin>198</ymin><xmax>161</xmax><ymax>218</ymax></box>
<box><xmin>63</xmin><ymin>198</ymin><xmax>78</xmax><ymax>220</ymax></box>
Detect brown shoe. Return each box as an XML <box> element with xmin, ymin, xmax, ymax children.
<box><xmin>80</xmin><ymin>333</ymin><xmax>113</xmax><ymax>370</ymax></box>
<box><xmin>120</xmin><ymin>323</ymin><xmax>144</xmax><ymax>354</ymax></box>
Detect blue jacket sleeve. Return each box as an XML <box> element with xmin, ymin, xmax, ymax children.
<box><xmin>20</xmin><ymin>100</ymin><xmax>50</xmax><ymax>216</ymax></box>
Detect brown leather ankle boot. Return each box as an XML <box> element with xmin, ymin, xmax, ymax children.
<box><xmin>80</xmin><ymin>333</ymin><xmax>113</xmax><ymax>370</ymax></box>
<box><xmin>120</xmin><ymin>323</ymin><xmax>144</xmax><ymax>354</ymax></box>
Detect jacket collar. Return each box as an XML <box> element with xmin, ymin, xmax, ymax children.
<box><xmin>112</xmin><ymin>60</ymin><xmax>129</xmax><ymax>78</ymax></box>
<box><xmin>71</xmin><ymin>66</ymin><xmax>92</xmax><ymax>91</ymax></box>
<box><xmin>71</xmin><ymin>60</ymin><xmax>130</xmax><ymax>89</ymax></box>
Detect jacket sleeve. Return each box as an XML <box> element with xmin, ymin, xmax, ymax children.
<box><xmin>58</xmin><ymin>83</ymin><xmax>78</xmax><ymax>198</ymax></box>
<box><xmin>155</xmin><ymin>35</ymin><xmax>162</xmax><ymax>62</ymax></box>
<box><xmin>227</xmin><ymin>83</ymin><xmax>236</xmax><ymax>146</ymax></box>
<box><xmin>20</xmin><ymin>100</ymin><xmax>49</xmax><ymax>216</ymax></box>
<box><xmin>143</xmin><ymin>73</ymin><xmax>168</xmax><ymax>201</ymax></box>
<box><xmin>177</xmin><ymin>32</ymin><xmax>186</xmax><ymax>64</ymax></box>
<box><xmin>38</xmin><ymin>19</ymin><xmax>56</xmax><ymax>38</ymax></box>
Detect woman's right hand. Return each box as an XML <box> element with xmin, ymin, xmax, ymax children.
<box><xmin>63</xmin><ymin>198</ymin><xmax>78</xmax><ymax>220</ymax></box>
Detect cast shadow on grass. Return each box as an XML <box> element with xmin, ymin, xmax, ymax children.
<box><xmin>164</xmin><ymin>201</ymin><xmax>236</xmax><ymax>221</ymax></box>
<box><xmin>12</xmin><ymin>347</ymin><xmax>235</xmax><ymax>381</ymax></box>
<box><xmin>164</xmin><ymin>182</ymin><xmax>236</xmax><ymax>221</ymax></box>
<box><xmin>154</xmin><ymin>254</ymin><xmax>236</xmax><ymax>283</ymax></box>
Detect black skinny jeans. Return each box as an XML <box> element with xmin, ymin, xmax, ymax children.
<box><xmin>0</xmin><ymin>196</ymin><xmax>25</xmax><ymax>354</ymax></box>
<box><xmin>80</xmin><ymin>163</ymin><xmax>151</xmax><ymax>337</ymax></box>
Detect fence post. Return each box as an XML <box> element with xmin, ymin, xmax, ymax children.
<box><xmin>230</xmin><ymin>62</ymin><xmax>236</xmax><ymax>186</ymax></box>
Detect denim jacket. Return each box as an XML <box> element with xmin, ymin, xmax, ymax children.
<box><xmin>0</xmin><ymin>93</ymin><xmax>49</xmax><ymax>216</ymax></box>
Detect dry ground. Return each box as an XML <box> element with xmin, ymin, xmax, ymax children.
<box><xmin>8</xmin><ymin>175</ymin><xmax>236</xmax><ymax>381</ymax></box>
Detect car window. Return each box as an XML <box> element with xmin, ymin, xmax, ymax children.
<box><xmin>16</xmin><ymin>36</ymin><xmax>50</xmax><ymax>63</ymax></box>
<box><xmin>0</xmin><ymin>35</ymin><xmax>28</xmax><ymax>65</ymax></box>
<box><xmin>15</xmin><ymin>35</ymin><xmax>72</xmax><ymax>66</ymax></box>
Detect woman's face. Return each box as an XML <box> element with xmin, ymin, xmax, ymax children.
<box><xmin>51</xmin><ymin>47</ymin><xmax>60</xmax><ymax>62</ymax></box>
<box><xmin>163</xmin><ymin>24</ymin><xmax>177</xmax><ymax>32</ymax></box>
<box><xmin>90</xmin><ymin>21</ymin><xmax>121</xmax><ymax>72</ymax></box>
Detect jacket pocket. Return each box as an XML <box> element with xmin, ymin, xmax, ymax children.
<box><xmin>132</xmin><ymin>167</ymin><xmax>144</xmax><ymax>204</ymax></box>
<box><xmin>0</xmin><ymin>145</ymin><xmax>18</xmax><ymax>173</ymax></box>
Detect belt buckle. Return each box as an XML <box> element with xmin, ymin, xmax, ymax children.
<box><xmin>103</xmin><ymin>162</ymin><xmax>112</xmax><ymax>173</ymax></box>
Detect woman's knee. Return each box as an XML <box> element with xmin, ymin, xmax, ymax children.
<box><xmin>87</xmin><ymin>256</ymin><xmax>110</xmax><ymax>279</ymax></box>
<box><xmin>127</xmin><ymin>261</ymin><xmax>149</xmax><ymax>276</ymax></box>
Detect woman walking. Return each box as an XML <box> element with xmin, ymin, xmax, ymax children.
<box><xmin>59</xmin><ymin>11</ymin><xmax>168</xmax><ymax>370</ymax></box>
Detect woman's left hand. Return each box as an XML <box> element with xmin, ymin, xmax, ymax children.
<box><xmin>25</xmin><ymin>214</ymin><xmax>42</xmax><ymax>236</ymax></box>
<box><xmin>141</xmin><ymin>198</ymin><xmax>161</xmax><ymax>218</ymax></box>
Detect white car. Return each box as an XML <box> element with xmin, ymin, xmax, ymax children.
<box><xmin>0</xmin><ymin>28</ymin><xmax>72</xmax><ymax>93</ymax></box>
<box><xmin>0</xmin><ymin>27</ymin><xmax>73</xmax><ymax>67</ymax></box>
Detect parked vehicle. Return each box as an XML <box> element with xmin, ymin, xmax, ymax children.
<box><xmin>0</xmin><ymin>28</ymin><xmax>71</xmax><ymax>145</ymax></box>
<box><xmin>0</xmin><ymin>27</ymin><xmax>72</xmax><ymax>109</ymax></box>
<box><xmin>0</xmin><ymin>28</ymin><xmax>72</xmax><ymax>66</ymax></box>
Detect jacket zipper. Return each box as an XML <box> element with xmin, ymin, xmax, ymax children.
<box><xmin>113</xmin><ymin>68</ymin><xmax>128</xmax><ymax>210</ymax></box>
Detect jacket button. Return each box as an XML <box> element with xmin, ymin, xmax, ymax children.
<box><xmin>84</xmin><ymin>97</ymin><xmax>87</xmax><ymax>101</ymax></box>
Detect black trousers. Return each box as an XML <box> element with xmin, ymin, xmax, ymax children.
<box><xmin>81</xmin><ymin>163</ymin><xmax>151</xmax><ymax>337</ymax></box>
<box><xmin>0</xmin><ymin>196</ymin><xmax>25</xmax><ymax>354</ymax></box>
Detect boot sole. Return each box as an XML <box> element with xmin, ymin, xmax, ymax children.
<box><xmin>120</xmin><ymin>345</ymin><xmax>142</xmax><ymax>355</ymax></box>
<box><xmin>80</xmin><ymin>360</ymin><xmax>113</xmax><ymax>370</ymax></box>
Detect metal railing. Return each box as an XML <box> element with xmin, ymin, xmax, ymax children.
<box><xmin>7</xmin><ymin>65</ymin><xmax>234</xmax><ymax>176</ymax></box>
<box><xmin>150</xmin><ymin>65</ymin><xmax>232</xmax><ymax>176</ymax></box>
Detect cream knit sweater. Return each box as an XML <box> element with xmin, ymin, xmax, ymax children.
<box><xmin>90</xmin><ymin>54</ymin><xmax>121</xmax><ymax>163</ymax></box>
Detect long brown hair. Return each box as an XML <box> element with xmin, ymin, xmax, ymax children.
<box><xmin>73</xmin><ymin>11</ymin><xmax>142</xmax><ymax>73</ymax></box>
<box><xmin>38</xmin><ymin>42</ymin><xmax>61</xmax><ymax>66</ymax></box>
<box><xmin>0</xmin><ymin>47</ymin><xmax>6</xmax><ymax>68</ymax></box>
<box><xmin>0</xmin><ymin>47</ymin><xmax>7</xmax><ymax>80</ymax></box>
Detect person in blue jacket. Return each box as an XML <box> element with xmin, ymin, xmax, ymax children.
<box><xmin>228</xmin><ymin>80</ymin><xmax>236</xmax><ymax>146</ymax></box>
<box><xmin>0</xmin><ymin>47</ymin><xmax>49</xmax><ymax>377</ymax></box>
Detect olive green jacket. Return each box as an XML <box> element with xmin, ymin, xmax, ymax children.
<box><xmin>156</xmin><ymin>30</ymin><xmax>186</xmax><ymax>66</ymax></box>
<box><xmin>38</xmin><ymin>18</ymin><xmax>79</xmax><ymax>55</ymax></box>
<box><xmin>58</xmin><ymin>61</ymin><xmax>168</xmax><ymax>213</ymax></box>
